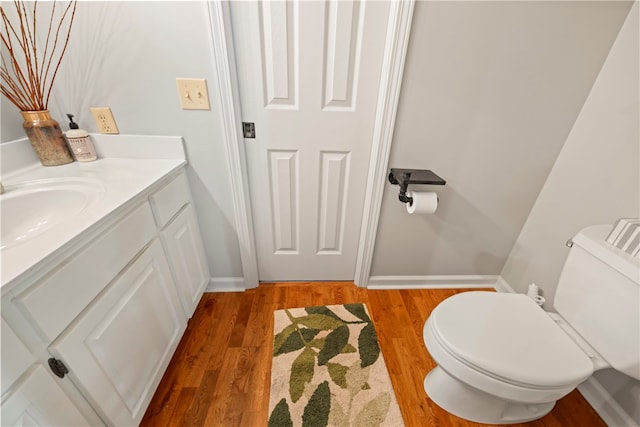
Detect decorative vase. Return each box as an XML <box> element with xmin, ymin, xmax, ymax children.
<box><xmin>21</xmin><ymin>110</ymin><xmax>74</xmax><ymax>166</ymax></box>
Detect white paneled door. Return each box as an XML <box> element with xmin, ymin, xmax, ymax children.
<box><xmin>230</xmin><ymin>0</ymin><xmax>391</xmax><ymax>280</ymax></box>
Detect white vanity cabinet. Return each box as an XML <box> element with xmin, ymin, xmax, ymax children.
<box><xmin>150</xmin><ymin>172</ymin><xmax>210</xmax><ymax>318</ymax></box>
<box><xmin>51</xmin><ymin>239</ymin><xmax>185</xmax><ymax>426</ymax></box>
<box><xmin>160</xmin><ymin>205</ymin><xmax>210</xmax><ymax>317</ymax></box>
<box><xmin>2</xmin><ymin>365</ymin><xmax>95</xmax><ymax>426</ymax></box>
<box><xmin>1</xmin><ymin>320</ymin><xmax>97</xmax><ymax>426</ymax></box>
<box><xmin>1</xmin><ymin>166</ymin><xmax>210</xmax><ymax>426</ymax></box>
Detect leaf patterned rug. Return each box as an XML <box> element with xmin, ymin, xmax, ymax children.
<box><xmin>268</xmin><ymin>303</ymin><xmax>404</xmax><ymax>427</ymax></box>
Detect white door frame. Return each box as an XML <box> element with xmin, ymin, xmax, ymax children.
<box><xmin>207</xmin><ymin>0</ymin><xmax>415</xmax><ymax>289</ymax></box>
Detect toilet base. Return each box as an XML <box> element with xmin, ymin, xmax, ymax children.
<box><xmin>424</xmin><ymin>366</ymin><xmax>556</xmax><ymax>424</ymax></box>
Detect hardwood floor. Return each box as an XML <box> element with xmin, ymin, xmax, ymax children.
<box><xmin>141</xmin><ymin>282</ymin><xmax>605</xmax><ymax>427</ymax></box>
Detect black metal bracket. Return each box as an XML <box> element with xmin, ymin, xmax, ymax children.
<box><xmin>388</xmin><ymin>168</ymin><xmax>446</xmax><ymax>205</ymax></box>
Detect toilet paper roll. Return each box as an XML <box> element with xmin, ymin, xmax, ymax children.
<box><xmin>406</xmin><ymin>191</ymin><xmax>438</xmax><ymax>215</ymax></box>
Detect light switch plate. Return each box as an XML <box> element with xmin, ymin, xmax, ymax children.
<box><xmin>90</xmin><ymin>107</ymin><xmax>119</xmax><ymax>134</ymax></box>
<box><xmin>176</xmin><ymin>78</ymin><xmax>210</xmax><ymax>110</ymax></box>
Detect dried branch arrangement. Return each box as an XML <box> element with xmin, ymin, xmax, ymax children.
<box><xmin>0</xmin><ymin>0</ymin><xmax>77</xmax><ymax>111</ymax></box>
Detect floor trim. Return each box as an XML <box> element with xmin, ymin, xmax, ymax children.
<box><xmin>367</xmin><ymin>275</ymin><xmax>499</xmax><ymax>289</ymax></box>
<box><xmin>205</xmin><ymin>277</ymin><xmax>245</xmax><ymax>293</ymax></box>
<box><xmin>578</xmin><ymin>377</ymin><xmax>638</xmax><ymax>427</ymax></box>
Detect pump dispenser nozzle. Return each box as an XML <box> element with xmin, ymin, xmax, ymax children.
<box><xmin>66</xmin><ymin>113</ymin><xmax>79</xmax><ymax>130</ymax></box>
<box><xmin>64</xmin><ymin>113</ymin><xmax>97</xmax><ymax>162</ymax></box>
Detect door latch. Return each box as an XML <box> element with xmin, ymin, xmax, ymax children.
<box><xmin>242</xmin><ymin>122</ymin><xmax>255</xmax><ymax>138</ymax></box>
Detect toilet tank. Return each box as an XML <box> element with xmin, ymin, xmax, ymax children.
<box><xmin>555</xmin><ymin>224</ymin><xmax>640</xmax><ymax>380</ymax></box>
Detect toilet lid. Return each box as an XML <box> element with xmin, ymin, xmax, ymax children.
<box><xmin>430</xmin><ymin>292</ymin><xmax>593</xmax><ymax>388</ymax></box>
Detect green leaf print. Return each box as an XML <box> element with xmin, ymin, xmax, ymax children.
<box><xmin>302</xmin><ymin>381</ymin><xmax>331</xmax><ymax>427</ymax></box>
<box><xmin>317</xmin><ymin>325</ymin><xmax>349</xmax><ymax>366</ymax></box>
<box><xmin>352</xmin><ymin>393</ymin><xmax>391</xmax><ymax>427</ymax></box>
<box><xmin>289</xmin><ymin>347</ymin><xmax>316</xmax><ymax>403</ymax></box>
<box><xmin>341</xmin><ymin>343</ymin><xmax>357</xmax><ymax>353</ymax></box>
<box><xmin>275</xmin><ymin>327</ymin><xmax>320</xmax><ymax>356</ymax></box>
<box><xmin>358</xmin><ymin>322</ymin><xmax>380</xmax><ymax>368</ymax></box>
<box><xmin>328</xmin><ymin>395</ymin><xmax>349</xmax><ymax>427</ymax></box>
<box><xmin>268</xmin><ymin>398</ymin><xmax>293</xmax><ymax>427</ymax></box>
<box><xmin>344</xmin><ymin>304</ymin><xmax>371</xmax><ymax>322</ymax></box>
<box><xmin>305</xmin><ymin>306</ymin><xmax>343</xmax><ymax>322</ymax></box>
<box><xmin>295</xmin><ymin>313</ymin><xmax>345</xmax><ymax>331</ymax></box>
<box><xmin>326</xmin><ymin>362</ymin><xmax>348</xmax><ymax>388</ymax></box>
<box><xmin>273</xmin><ymin>324</ymin><xmax>297</xmax><ymax>355</ymax></box>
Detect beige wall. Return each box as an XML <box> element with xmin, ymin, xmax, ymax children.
<box><xmin>1</xmin><ymin>1</ymin><xmax>635</xmax><ymax>291</ymax></box>
<box><xmin>371</xmin><ymin>1</ymin><xmax>632</xmax><ymax>277</ymax></box>
<box><xmin>501</xmin><ymin>4</ymin><xmax>639</xmax><ymax>422</ymax></box>
<box><xmin>501</xmin><ymin>2</ymin><xmax>639</xmax><ymax>304</ymax></box>
<box><xmin>1</xmin><ymin>97</ymin><xmax>24</xmax><ymax>141</ymax></box>
<box><xmin>9</xmin><ymin>2</ymin><xmax>244</xmax><ymax>279</ymax></box>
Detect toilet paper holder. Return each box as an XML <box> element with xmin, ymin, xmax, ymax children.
<box><xmin>388</xmin><ymin>168</ymin><xmax>446</xmax><ymax>205</ymax></box>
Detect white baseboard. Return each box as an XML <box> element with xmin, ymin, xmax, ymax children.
<box><xmin>367</xmin><ymin>275</ymin><xmax>499</xmax><ymax>289</ymax></box>
<box><xmin>578</xmin><ymin>377</ymin><xmax>639</xmax><ymax>427</ymax></box>
<box><xmin>205</xmin><ymin>277</ymin><xmax>245</xmax><ymax>292</ymax></box>
<box><xmin>206</xmin><ymin>275</ymin><xmax>508</xmax><ymax>292</ymax></box>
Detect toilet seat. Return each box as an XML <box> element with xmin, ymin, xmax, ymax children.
<box><xmin>424</xmin><ymin>292</ymin><xmax>594</xmax><ymax>403</ymax></box>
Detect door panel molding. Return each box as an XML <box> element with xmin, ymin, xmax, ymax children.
<box><xmin>322</xmin><ymin>0</ymin><xmax>363</xmax><ymax>111</ymax></box>
<box><xmin>259</xmin><ymin>1</ymin><xmax>299</xmax><ymax>108</ymax></box>
<box><xmin>317</xmin><ymin>151</ymin><xmax>351</xmax><ymax>254</ymax></box>
<box><xmin>268</xmin><ymin>150</ymin><xmax>299</xmax><ymax>253</ymax></box>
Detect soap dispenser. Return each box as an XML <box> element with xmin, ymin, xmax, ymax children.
<box><xmin>65</xmin><ymin>113</ymin><xmax>97</xmax><ymax>162</ymax></box>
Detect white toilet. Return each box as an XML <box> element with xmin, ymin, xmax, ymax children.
<box><xmin>423</xmin><ymin>224</ymin><xmax>640</xmax><ymax>424</ymax></box>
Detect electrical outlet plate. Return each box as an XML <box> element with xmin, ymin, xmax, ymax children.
<box><xmin>90</xmin><ymin>107</ymin><xmax>119</xmax><ymax>134</ymax></box>
<box><xmin>176</xmin><ymin>78</ymin><xmax>210</xmax><ymax>110</ymax></box>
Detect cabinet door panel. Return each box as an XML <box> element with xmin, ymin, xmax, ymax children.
<box><xmin>51</xmin><ymin>240</ymin><xmax>185</xmax><ymax>426</ymax></box>
<box><xmin>1</xmin><ymin>319</ymin><xmax>35</xmax><ymax>395</ymax></box>
<box><xmin>162</xmin><ymin>205</ymin><xmax>210</xmax><ymax>317</ymax></box>
<box><xmin>14</xmin><ymin>202</ymin><xmax>156</xmax><ymax>342</ymax></box>
<box><xmin>1</xmin><ymin>364</ymin><xmax>99</xmax><ymax>426</ymax></box>
<box><xmin>150</xmin><ymin>172</ymin><xmax>190</xmax><ymax>227</ymax></box>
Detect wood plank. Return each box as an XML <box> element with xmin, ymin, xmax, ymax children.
<box><xmin>141</xmin><ymin>283</ymin><xmax>606</xmax><ymax>427</ymax></box>
<box><xmin>166</xmin><ymin>388</ymin><xmax>196</xmax><ymax>426</ymax></box>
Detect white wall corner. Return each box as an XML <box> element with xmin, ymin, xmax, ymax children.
<box><xmin>354</xmin><ymin>0</ymin><xmax>416</xmax><ymax>287</ymax></box>
<box><xmin>578</xmin><ymin>377</ymin><xmax>640</xmax><ymax>427</ymax></box>
<box><xmin>367</xmin><ymin>275</ymin><xmax>499</xmax><ymax>290</ymax></box>
<box><xmin>206</xmin><ymin>277</ymin><xmax>246</xmax><ymax>293</ymax></box>
<box><xmin>494</xmin><ymin>276</ymin><xmax>517</xmax><ymax>293</ymax></box>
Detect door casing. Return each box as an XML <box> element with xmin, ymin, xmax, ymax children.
<box><xmin>206</xmin><ymin>0</ymin><xmax>416</xmax><ymax>289</ymax></box>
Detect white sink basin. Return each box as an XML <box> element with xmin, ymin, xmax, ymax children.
<box><xmin>1</xmin><ymin>178</ymin><xmax>104</xmax><ymax>250</ymax></box>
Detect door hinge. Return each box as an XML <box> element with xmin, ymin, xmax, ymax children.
<box><xmin>48</xmin><ymin>357</ymin><xmax>69</xmax><ymax>378</ymax></box>
<box><xmin>242</xmin><ymin>122</ymin><xmax>255</xmax><ymax>138</ymax></box>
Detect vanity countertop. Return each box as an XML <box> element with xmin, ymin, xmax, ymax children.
<box><xmin>1</xmin><ymin>136</ymin><xmax>186</xmax><ymax>289</ymax></box>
